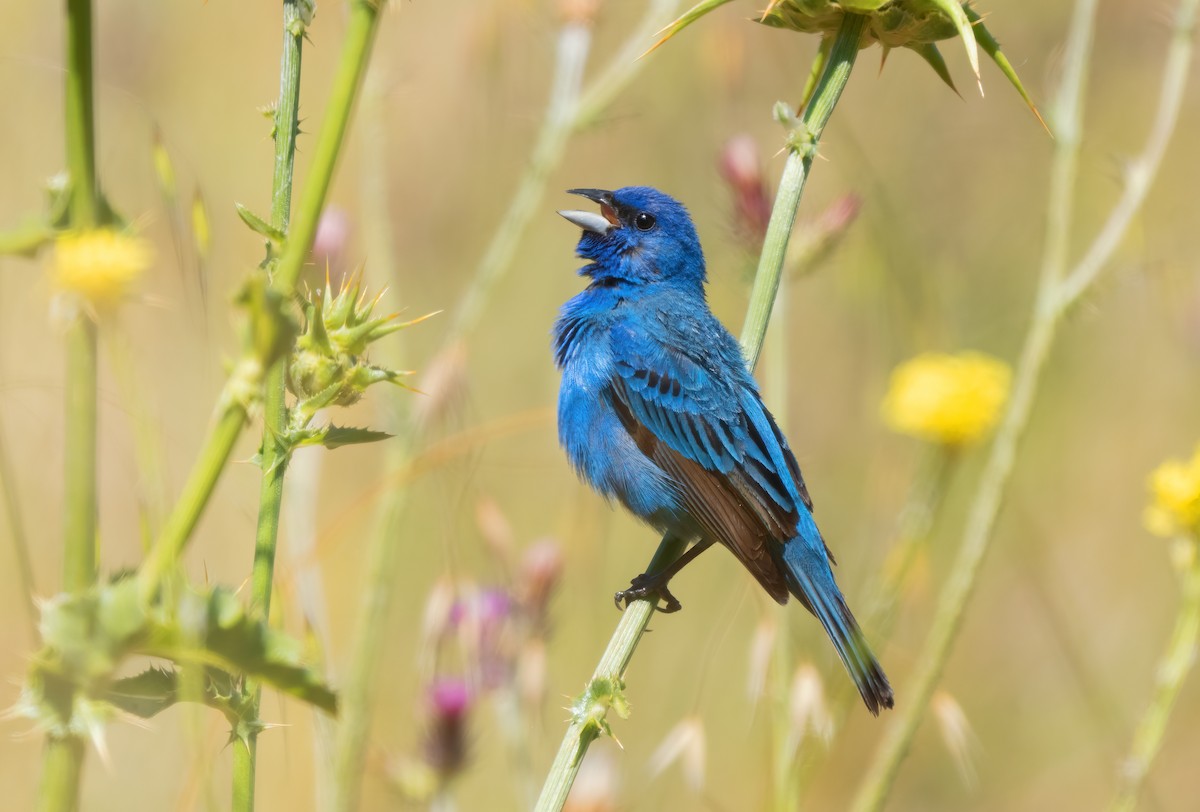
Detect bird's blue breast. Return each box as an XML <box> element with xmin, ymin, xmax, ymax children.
<box><xmin>554</xmin><ymin>287</ymin><xmax>682</xmax><ymax>525</ymax></box>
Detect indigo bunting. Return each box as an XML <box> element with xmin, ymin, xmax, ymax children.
<box><xmin>554</xmin><ymin>187</ymin><xmax>893</xmax><ymax>714</ymax></box>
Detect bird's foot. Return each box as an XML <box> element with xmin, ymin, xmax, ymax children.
<box><xmin>613</xmin><ymin>572</ymin><xmax>682</xmax><ymax>614</ymax></box>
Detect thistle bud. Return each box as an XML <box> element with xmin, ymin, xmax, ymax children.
<box><xmin>656</xmin><ymin>0</ymin><xmax>1042</xmax><ymax>125</ymax></box>
<box><xmin>518</xmin><ymin>538</ymin><xmax>564</xmax><ymax>631</ymax></box>
<box><xmin>311</xmin><ymin>206</ymin><xmax>351</xmax><ymax>275</ymax></box>
<box><xmin>287</xmin><ymin>271</ymin><xmax>415</xmax><ymax>417</ymax></box>
<box><xmin>719</xmin><ymin>134</ymin><xmax>772</xmax><ymax>250</ymax></box>
<box><xmin>423</xmin><ymin>679</ymin><xmax>472</xmax><ymax>779</ymax></box>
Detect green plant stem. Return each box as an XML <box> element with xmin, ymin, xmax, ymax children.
<box><xmin>865</xmin><ymin>447</ymin><xmax>956</xmax><ymax>641</ymax></box>
<box><xmin>0</xmin><ymin>417</ymin><xmax>37</xmax><ymax>642</ymax></box>
<box><xmin>272</xmin><ymin>0</ymin><xmax>383</xmax><ymax>296</ymax></box>
<box><xmin>64</xmin><ymin>0</ymin><xmax>97</xmax><ymax>228</ymax></box>
<box><xmin>1109</xmin><ymin>539</ymin><xmax>1200</xmax><ymax>812</ymax></box>
<box><xmin>37</xmin><ymin>736</ymin><xmax>84</xmax><ymax>812</ymax></box>
<box><xmin>532</xmin><ymin>536</ymin><xmax>687</xmax><ymax>812</ymax></box>
<box><xmin>848</xmin><ymin>1</ymin><xmax>1196</xmax><ymax>809</ymax></box>
<box><xmin>234</xmin><ymin>4</ymin><xmax>307</xmax><ymax>809</ymax></box>
<box><xmin>329</xmin><ymin>479</ymin><xmax>414</xmax><ymax>812</ymax></box>
<box><xmin>42</xmin><ymin>2</ymin><xmax>101</xmax><ymax>809</ymax></box>
<box><xmin>138</xmin><ymin>403</ymin><xmax>250</xmax><ymax>603</ymax></box>
<box><xmin>533</xmin><ymin>15</ymin><xmax>868</xmax><ymax>812</ymax></box>
<box><xmin>62</xmin><ymin>0</ymin><xmax>101</xmax><ymax>594</ymax></box>
<box><xmin>791</xmin><ymin>447</ymin><xmax>956</xmax><ymax>802</ymax></box>
<box><xmin>62</xmin><ymin>318</ymin><xmax>98</xmax><ymax>593</ymax></box>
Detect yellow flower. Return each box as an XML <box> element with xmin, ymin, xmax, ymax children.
<box><xmin>881</xmin><ymin>352</ymin><xmax>1011</xmax><ymax>446</ymax></box>
<box><xmin>1143</xmin><ymin>445</ymin><xmax>1200</xmax><ymax>539</ymax></box>
<box><xmin>52</xmin><ymin>229</ymin><xmax>151</xmax><ymax>305</ymax></box>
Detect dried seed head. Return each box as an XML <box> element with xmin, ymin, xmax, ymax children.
<box><xmin>788</xmin><ymin>663</ymin><xmax>833</xmax><ymax>748</ymax></box>
<box><xmin>517</xmin><ymin>638</ymin><xmax>548</xmax><ymax>710</ymax></box>
<box><xmin>564</xmin><ymin>747</ymin><xmax>619</xmax><ymax>812</ymax></box>
<box><xmin>476</xmin><ymin>496</ymin><xmax>516</xmax><ymax>567</ymax></box>
<box><xmin>558</xmin><ymin>0</ymin><xmax>600</xmax><ymax>25</ymax></box>
<box><xmin>518</xmin><ymin>538</ymin><xmax>564</xmax><ymax>630</ymax></box>
<box><xmin>419</xmin><ymin>577</ymin><xmax>457</xmax><ymax>671</ymax></box>
<box><xmin>648</xmin><ymin>715</ymin><xmax>707</xmax><ymax>793</ymax></box>
<box><xmin>412</xmin><ymin>340</ymin><xmax>469</xmax><ymax>429</ymax></box>
<box><xmin>746</xmin><ymin>614</ymin><xmax>777</xmax><ymax>704</ymax></box>
<box><xmin>931</xmin><ymin>690</ymin><xmax>979</xmax><ymax>788</ymax></box>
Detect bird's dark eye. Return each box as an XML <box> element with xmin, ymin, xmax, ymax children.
<box><xmin>634</xmin><ymin>212</ymin><xmax>656</xmax><ymax>231</ymax></box>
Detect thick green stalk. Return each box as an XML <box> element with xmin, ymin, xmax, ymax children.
<box><xmin>849</xmin><ymin>1</ymin><xmax>1196</xmax><ymax>808</ymax></box>
<box><xmin>62</xmin><ymin>0</ymin><xmax>101</xmax><ymax>594</ymax></box>
<box><xmin>1109</xmin><ymin>539</ymin><xmax>1200</xmax><ymax>812</ymax></box>
<box><xmin>138</xmin><ymin>403</ymin><xmax>250</xmax><ymax>602</ymax></box>
<box><xmin>62</xmin><ymin>318</ymin><xmax>98</xmax><ymax>592</ymax></box>
<box><xmin>43</xmin><ymin>1</ymin><xmax>101</xmax><ymax>809</ymax></box>
<box><xmin>37</xmin><ymin>736</ymin><xmax>84</xmax><ymax>812</ymax></box>
<box><xmin>272</xmin><ymin>0</ymin><xmax>382</xmax><ymax>296</ymax></box>
<box><xmin>234</xmin><ymin>4</ymin><xmax>307</xmax><ymax>809</ymax></box>
<box><xmin>64</xmin><ymin>0</ymin><xmax>97</xmax><ymax>228</ymax></box>
<box><xmin>533</xmin><ymin>15</ymin><xmax>868</xmax><ymax>812</ymax></box>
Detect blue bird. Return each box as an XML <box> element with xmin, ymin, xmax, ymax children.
<box><xmin>553</xmin><ymin>187</ymin><xmax>893</xmax><ymax>714</ymax></box>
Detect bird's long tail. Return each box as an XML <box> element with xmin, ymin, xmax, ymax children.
<box><xmin>780</xmin><ymin>524</ymin><xmax>894</xmax><ymax>715</ymax></box>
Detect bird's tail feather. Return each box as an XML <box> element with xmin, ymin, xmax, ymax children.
<box><xmin>781</xmin><ymin>531</ymin><xmax>894</xmax><ymax>715</ymax></box>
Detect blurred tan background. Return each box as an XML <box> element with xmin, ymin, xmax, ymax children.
<box><xmin>1</xmin><ymin>1</ymin><xmax>1199</xmax><ymax>810</ymax></box>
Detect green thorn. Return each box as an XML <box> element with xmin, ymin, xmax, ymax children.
<box><xmin>927</xmin><ymin>0</ymin><xmax>981</xmax><ymax>95</ymax></box>
<box><xmin>911</xmin><ymin>42</ymin><xmax>961</xmax><ymax>98</ymax></box>
<box><xmin>965</xmin><ymin>6</ymin><xmax>1049</xmax><ymax>133</ymax></box>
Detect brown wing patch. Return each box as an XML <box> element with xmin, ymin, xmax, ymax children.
<box><xmin>613</xmin><ymin>391</ymin><xmax>790</xmax><ymax>603</ymax></box>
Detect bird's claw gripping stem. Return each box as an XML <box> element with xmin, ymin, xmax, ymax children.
<box><xmin>614</xmin><ymin>572</ymin><xmax>682</xmax><ymax>613</ymax></box>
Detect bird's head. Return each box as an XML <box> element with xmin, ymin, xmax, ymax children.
<box><xmin>558</xmin><ymin>186</ymin><xmax>705</xmax><ymax>289</ymax></box>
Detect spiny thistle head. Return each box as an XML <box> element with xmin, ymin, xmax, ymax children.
<box><xmin>1143</xmin><ymin>444</ymin><xmax>1200</xmax><ymax>540</ymax></box>
<box><xmin>655</xmin><ymin>0</ymin><xmax>1042</xmax><ymax>126</ymax></box>
<box><xmin>52</xmin><ymin>229</ymin><xmax>152</xmax><ymax>308</ymax></box>
<box><xmin>287</xmin><ymin>269</ymin><xmax>421</xmax><ymax>413</ymax></box>
<box><xmin>881</xmin><ymin>351</ymin><xmax>1010</xmax><ymax>446</ymax></box>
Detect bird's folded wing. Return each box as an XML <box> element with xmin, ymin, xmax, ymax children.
<box><xmin>607</xmin><ymin>325</ymin><xmax>821</xmax><ymax>599</ymax></box>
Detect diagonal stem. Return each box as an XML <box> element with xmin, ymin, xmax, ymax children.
<box><xmin>1108</xmin><ymin>539</ymin><xmax>1200</xmax><ymax>812</ymax></box>
<box><xmin>849</xmin><ymin>1</ymin><xmax>1196</xmax><ymax>808</ymax></box>
<box><xmin>533</xmin><ymin>14</ymin><xmax>868</xmax><ymax>812</ymax></box>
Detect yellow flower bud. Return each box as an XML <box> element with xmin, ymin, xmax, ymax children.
<box><xmin>52</xmin><ymin>229</ymin><xmax>151</xmax><ymax>306</ymax></box>
<box><xmin>1144</xmin><ymin>445</ymin><xmax>1200</xmax><ymax>539</ymax></box>
<box><xmin>880</xmin><ymin>351</ymin><xmax>1011</xmax><ymax>446</ymax></box>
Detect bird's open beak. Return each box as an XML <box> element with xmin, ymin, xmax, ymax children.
<box><xmin>558</xmin><ymin>188</ymin><xmax>619</xmax><ymax>235</ymax></box>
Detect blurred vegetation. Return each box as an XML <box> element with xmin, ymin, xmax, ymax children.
<box><xmin>1</xmin><ymin>1</ymin><xmax>1199</xmax><ymax>810</ymax></box>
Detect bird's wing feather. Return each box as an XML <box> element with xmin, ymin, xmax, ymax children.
<box><xmin>607</xmin><ymin>318</ymin><xmax>821</xmax><ymax>599</ymax></box>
